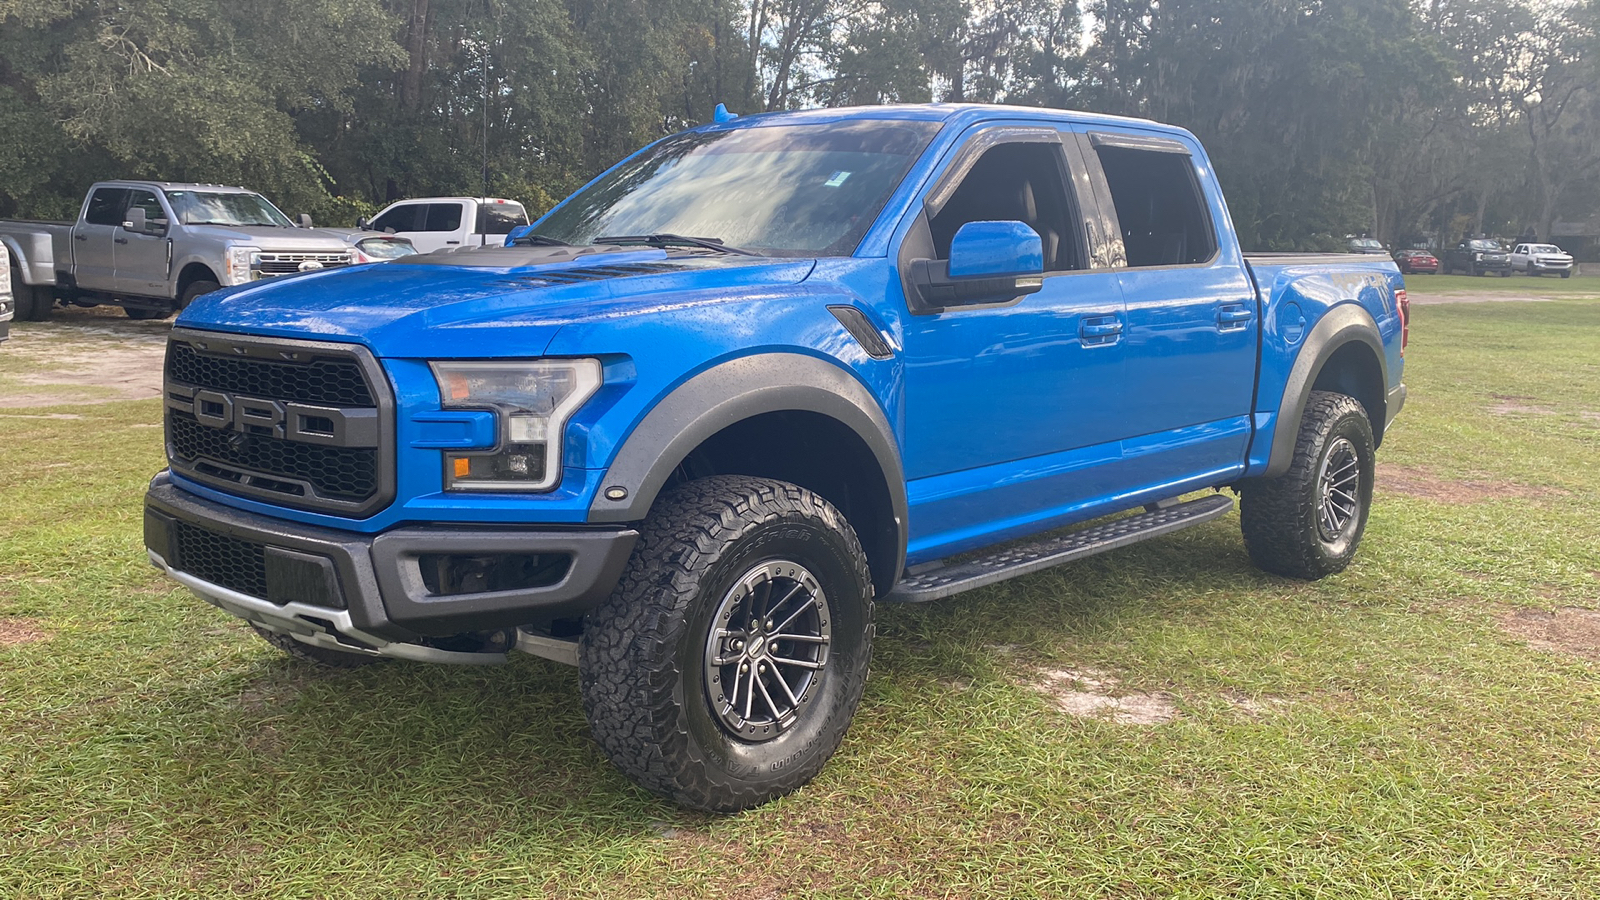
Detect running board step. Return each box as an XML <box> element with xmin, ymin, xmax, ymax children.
<box><xmin>886</xmin><ymin>494</ymin><xmax>1235</xmax><ymax>603</ymax></box>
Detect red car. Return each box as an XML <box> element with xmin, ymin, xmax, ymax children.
<box><xmin>1394</xmin><ymin>249</ymin><xmax>1439</xmax><ymax>274</ymax></box>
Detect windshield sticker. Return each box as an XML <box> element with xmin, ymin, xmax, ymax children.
<box><xmin>824</xmin><ymin>171</ymin><xmax>852</xmax><ymax>188</ymax></box>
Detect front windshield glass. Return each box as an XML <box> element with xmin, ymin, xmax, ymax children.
<box><xmin>357</xmin><ymin>237</ymin><xmax>416</xmax><ymax>259</ymax></box>
<box><xmin>164</xmin><ymin>190</ymin><xmax>295</xmax><ymax>227</ymax></box>
<box><xmin>1352</xmin><ymin>239</ymin><xmax>1382</xmax><ymax>250</ymax></box>
<box><xmin>1529</xmin><ymin>244</ymin><xmax>1562</xmax><ymax>253</ymax></box>
<box><xmin>1468</xmin><ymin>239</ymin><xmax>1502</xmax><ymax>251</ymax></box>
<box><xmin>531</xmin><ymin>119</ymin><xmax>942</xmax><ymax>256</ymax></box>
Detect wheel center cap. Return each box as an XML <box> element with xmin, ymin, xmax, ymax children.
<box><xmin>747</xmin><ymin>634</ymin><xmax>766</xmax><ymax>656</ymax></box>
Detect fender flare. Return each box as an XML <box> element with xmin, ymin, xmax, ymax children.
<box><xmin>1264</xmin><ymin>303</ymin><xmax>1388</xmax><ymax>479</ymax></box>
<box><xmin>1</xmin><ymin>233</ymin><xmax>53</xmax><ymax>287</ymax></box>
<box><xmin>587</xmin><ymin>353</ymin><xmax>908</xmax><ymax>581</ymax></box>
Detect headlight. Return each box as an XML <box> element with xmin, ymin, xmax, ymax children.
<box><xmin>430</xmin><ymin>359</ymin><xmax>603</xmax><ymax>492</ymax></box>
<box><xmin>227</xmin><ymin>246</ymin><xmax>261</xmax><ymax>285</ymax></box>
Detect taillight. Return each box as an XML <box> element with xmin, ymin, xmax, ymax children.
<box><xmin>1396</xmin><ymin>288</ymin><xmax>1410</xmax><ymax>355</ymax></box>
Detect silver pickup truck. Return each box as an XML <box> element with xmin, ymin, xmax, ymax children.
<box><xmin>0</xmin><ymin>241</ymin><xmax>12</xmax><ymax>343</ymax></box>
<box><xmin>0</xmin><ymin>181</ymin><xmax>355</xmax><ymax>320</ymax></box>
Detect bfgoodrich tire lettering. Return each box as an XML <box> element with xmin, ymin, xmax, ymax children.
<box><xmin>1240</xmin><ymin>391</ymin><xmax>1376</xmax><ymax>580</ymax></box>
<box><xmin>579</xmin><ymin>475</ymin><xmax>874</xmax><ymax>812</ymax></box>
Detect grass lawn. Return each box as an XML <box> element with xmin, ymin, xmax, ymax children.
<box><xmin>3</xmin><ymin>300</ymin><xmax>1599</xmax><ymax>898</ymax></box>
<box><xmin>1401</xmin><ymin>271</ymin><xmax>1600</xmax><ymax>297</ymax></box>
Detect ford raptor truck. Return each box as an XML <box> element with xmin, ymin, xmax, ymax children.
<box><xmin>143</xmin><ymin>104</ymin><xmax>1409</xmax><ymax>812</ymax></box>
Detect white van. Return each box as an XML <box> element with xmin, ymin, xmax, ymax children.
<box><xmin>363</xmin><ymin>197</ymin><xmax>530</xmax><ymax>254</ymax></box>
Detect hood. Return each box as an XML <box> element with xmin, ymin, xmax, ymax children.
<box><xmin>182</xmin><ymin>224</ymin><xmax>353</xmax><ymax>251</ymax></box>
<box><xmin>176</xmin><ymin>246</ymin><xmax>816</xmax><ymax>358</ymax></box>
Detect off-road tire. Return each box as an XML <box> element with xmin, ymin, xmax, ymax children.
<box><xmin>250</xmin><ymin>624</ymin><xmax>382</xmax><ymax>668</ymax></box>
<box><xmin>1240</xmin><ymin>391</ymin><xmax>1375</xmax><ymax>580</ymax></box>
<box><xmin>180</xmin><ymin>279</ymin><xmax>221</xmax><ymax>311</ymax></box>
<box><xmin>579</xmin><ymin>475</ymin><xmax>874</xmax><ymax>813</ymax></box>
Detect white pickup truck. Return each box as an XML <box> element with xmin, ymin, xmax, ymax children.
<box><xmin>0</xmin><ymin>181</ymin><xmax>356</xmax><ymax>320</ymax></box>
<box><xmin>1508</xmin><ymin>242</ymin><xmax>1574</xmax><ymax>277</ymax></box>
<box><xmin>360</xmin><ymin>196</ymin><xmax>530</xmax><ymax>253</ymax></box>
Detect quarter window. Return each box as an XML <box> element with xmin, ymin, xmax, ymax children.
<box><xmin>1095</xmin><ymin>146</ymin><xmax>1217</xmax><ymax>267</ymax></box>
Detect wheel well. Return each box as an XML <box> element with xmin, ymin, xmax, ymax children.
<box><xmin>177</xmin><ymin>263</ymin><xmax>220</xmax><ymax>295</ymax></box>
<box><xmin>1311</xmin><ymin>340</ymin><xmax>1387</xmax><ymax>444</ymax></box>
<box><xmin>666</xmin><ymin>410</ymin><xmax>900</xmax><ymax>597</ymax></box>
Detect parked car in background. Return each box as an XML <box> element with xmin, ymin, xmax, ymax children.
<box><xmin>361</xmin><ymin>197</ymin><xmax>530</xmax><ymax>253</ymax></box>
<box><xmin>0</xmin><ymin>182</ymin><xmax>355</xmax><ymax>319</ymax></box>
<box><xmin>1444</xmin><ymin>239</ymin><xmax>1511</xmax><ymax>276</ymax></box>
<box><xmin>1393</xmin><ymin>249</ymin><xmax>1438</xmax><ymax>274</ymax></box>
<box><xmin>1509</xmin><ymin>243</ymin><xmax>1573</xmax><ymax>277</ymax></box>
<box><xmin>147</xmin><ymin>102</ymin><xmax>1408</xmax><ymax>813</ymax></box>
<box><xmin>0</xmin><ymin>242</ymin><xmax>13</xmax><ymax>343</ymax></box>
<box><xmin>1348</xmin><ymin>237</ymin><xmax>1387</xmax><ymax>254</ymax></box>
<box><xmin>321</xmin><ymin>229</ymin><xmax>420</xmax><ymax>264</ymax></box>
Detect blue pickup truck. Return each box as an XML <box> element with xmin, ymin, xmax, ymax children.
<box><xmin>144</xmin><ymin>103</ymin><xmax>1408</xmax><ymax>811</ymax></box>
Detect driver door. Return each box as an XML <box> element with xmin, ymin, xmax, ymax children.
<box><xmin>897</xmin><ymin>126</ymin><xmax>1131</xmax><ymax>561</ymax></box>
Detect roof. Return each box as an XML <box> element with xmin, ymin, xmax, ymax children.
<box><xmin>695</xmin><ymin>102</ymin><xmax>1188</xmax><ymax>139</ymax></box>
<box><xmin>95</xmin><ymin>180</ymin><xmax>255</xmax><ymax>193</ymax></box>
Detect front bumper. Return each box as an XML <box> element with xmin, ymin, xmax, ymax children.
<box><xmin>144</xmin><ymin>471</ymin><xmax>637</xmax><ymax>663</ymax></box>
<box><xmin>1530</xmin><ymin>260</ymin><xmax>1573</xmax><ymax>271</ymax></box>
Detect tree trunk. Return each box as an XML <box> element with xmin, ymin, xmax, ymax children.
<box><xmin>400</xmin><ymin>0</ymin><xmax>431</xmax><ymax>113</ymax></box>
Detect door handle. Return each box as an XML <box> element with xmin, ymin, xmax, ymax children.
<box><xmin>446</xmin><ymin>240</ymin><xmax>461</xmax><ymax>245</ymax></box>
<box><xmin>1079</xmin><ymin>316</ymin><xmax>1124</xmax><ymax>345</ymax></box>
<box><xmin>75</xmin><ymin>234</ymin><xmax>88</xmax><ymax>241</ymax></box>
<box><xmin>114</xmin><ymin>237</ymin><xmax>128</xmax><ymax>244</ymax></box>
<box><xmin>1217</xmin><ymin>303</ymin><xmax>1254</xmax><ymax>328</ymax></box>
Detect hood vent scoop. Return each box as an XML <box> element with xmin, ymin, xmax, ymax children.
<box><xmin>489</xmin><ymin>261</ymin><xmax>692</xmax><ymax>289</ymax></box>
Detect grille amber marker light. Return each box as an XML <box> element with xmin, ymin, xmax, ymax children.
<box><xmin>454</xmin><ymin>457</ymin><xmax>471</xmax><ymax>478</ymax></box>
<box><xmin>444</xmin><ymin>371</ymin><xmax>472</xmax><ymax>402</ymax></box>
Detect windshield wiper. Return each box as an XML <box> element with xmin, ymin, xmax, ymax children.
<box><xmin>509</xmin><ymin>233</ymin><xmax>572</xmax><ymax>247</ymax></box>
<box><xmin>594</xmin><ymin>233</ymin><xmax>757</xmax><ymax>256</ymax></box>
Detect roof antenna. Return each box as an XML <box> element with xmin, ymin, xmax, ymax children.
<box><xmin>713</xmin><ymin>103</ymin><xmax>737</xmax><ymax>124</ymax></box>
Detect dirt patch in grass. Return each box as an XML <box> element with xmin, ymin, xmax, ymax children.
<box><xmin>1031</xmin><ymin>667</ymin><xmax>1179</xmax><ymax>724</ymax></box>
<box><xmin>1500</xmin><ymin>607</ymin><xmax>1600</xmax><ymax>662</ymax></box>
<box><xmin>0</xmin><ymin>617</ymin><xmax>51</xmax><ymax>646</ymax></box>
<box><xmin>1486</xmin><ymin>394</ymin><xmax>1559</xmax><ymax>417</ymax></box>
<box><xmin>1378</xmin><ymin>464</ymin><xmax>1566</xmax><ymax>503</ymax></box>
<box><xmin>0</xmin><ymin>308</ymin><xmax>169</xmax><ymax>408</ymax></box>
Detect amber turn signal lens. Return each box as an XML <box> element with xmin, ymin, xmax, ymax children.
<box><xmin>453</xmin><ymin>457</ymin><xmax>471</xmax><ymax>478</ymax></box>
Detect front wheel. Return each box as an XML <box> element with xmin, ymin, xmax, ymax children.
<box><xmin>179</xmin><ymin>279</ymin><xmax>221</xmax><ymax>311</ymax></box>
<box><xmin>1240</xmin><ymin>391</ymin><xmax>1375</xmax><ymax>580</ymax></box>
<box><xmin>580</xmin><ymin>475</ymin><xmax>874</xmax><ymax>812</ymax></box>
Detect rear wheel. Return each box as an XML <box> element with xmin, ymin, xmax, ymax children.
<box><xmin>580</xmin><ymin>475</ymin><xmax>874</xmax><ymax>812</ymax></box>
<box><xmin>1240</xmin><ymin>391</ymin><xmax>1375</xmax><ymax>580</ymax></box>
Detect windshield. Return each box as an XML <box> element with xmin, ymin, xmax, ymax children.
<box><xmin>1351</xmin><ymin>239</ymin><xmax>1382</xmax><ymax>250</ymax></box>
<box><xmin>530</xmin><ymin>119</ymin><xmax>942</xmax><ymax>256</ymax></box>
<box><xmin>164</xmin><ymin>190</ymin><xmax>295</xmax><ymax>227</ymax></box>
<box><xmin>356</xmin><ymin>236</ymin><xmax>416</xmax><ymax>259</ymax></box>
<box><xmin>1529</xmin><ymin>244</ymin><xmax>1562</xmax><ymax>254</ymax></box>
<box><xmin>1468</xmin><ymin>240</ymin><xmax>1502</xmax><ymax>251</ymax></box>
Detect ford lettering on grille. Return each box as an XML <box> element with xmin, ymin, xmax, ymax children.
<box><xmin>163</xmin><ymin>329</ymin><xmax>393</xmax><ymax>516</ymax></box>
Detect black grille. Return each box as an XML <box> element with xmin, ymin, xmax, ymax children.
<box><xmin>169</xmin><ymin>411</ymin><xmax>378</xmax><ymax>502</ymax></box>
<box><xmin>173</xmin><ymin>521</ymin><xmax>268</xmax><ymax>600</ymax></box>
<box><xmin>167</xmin><ymin>342</ymin><xmax>374</xmax><ymax>407</ymax></box>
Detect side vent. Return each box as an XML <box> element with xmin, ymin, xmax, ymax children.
<box><xmin>828</xmin><ymin>306</ymin><xmax>893</xmax><ymax>359</ymax></box>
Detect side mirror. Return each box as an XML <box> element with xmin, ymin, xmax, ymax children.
<box><xmin>122</xmin><ymin>208</ymin><xmax>146</xmax><ymax>233</ymax></box>
<box><xmin>298</xmin><ymin>213</ymin><xmax>313</xmax><ymax>228</ymax></box>
<box><xmin>356</xmin><ymin>217</ymin><xmax>370</xmax><ymax>231</ymax></box>
<box><xmin>909</xmin><ymin>221</ymin><xmax>1044</xmax><ymax>311</ymax></box>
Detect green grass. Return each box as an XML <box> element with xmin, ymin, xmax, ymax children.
<box><xmin>1401</xmin><ymin>271</ymin><xmax>1600</xmax><ymax>296</ymax></box>
<box><xmin>3</xmin><ymin>301</ymin><xmax>1600</xmax><ymax>898</ymax></box>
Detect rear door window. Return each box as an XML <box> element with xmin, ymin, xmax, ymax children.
<box><xmin>370</xmin><ymin>204</ymin><xmax>423</xmax><ymax>233</ymax></box>
<box><xmin>1093</xmin><ymin>145</ymin><xmax>1217</xmax><ymax>267</ymax></box>
<box><xmin>84</xmin><ymin>188</ymin><xmax>132</xmax><ymax>226</ymax></box>
<box><xmin>476</xmin><ymin>202</ymin><xmax>529</xmax><ymax>235</ymax></box>
<box><xmin>423</xmin><ymin>203</ymin><xmax>464</xmax><ymax>232</ymax></box>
